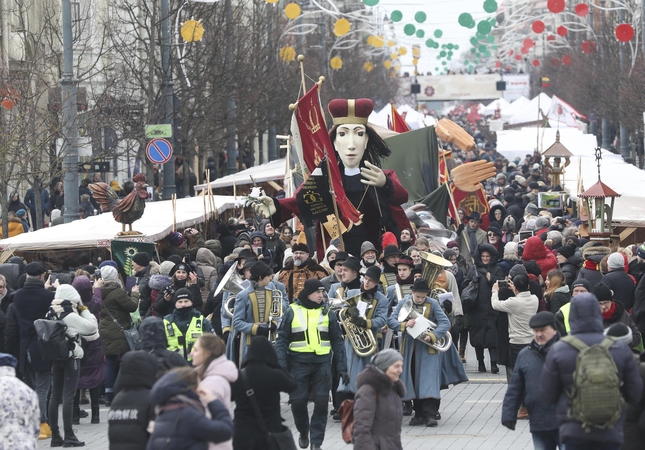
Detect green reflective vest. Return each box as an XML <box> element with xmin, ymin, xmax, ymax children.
<box><xmin>288</xmin><ymin>304</ymin><xmax>331</xmax><ymax>355</ymax></box>
<box><xmin>164</xmin><ymin>316</ymin><xmax>204</xmax><ymax>361</ymax></box>
<box><xmin>561</xmin><ymin>302</ymin><xmax>571</xmax><ymax>333</ymax></box>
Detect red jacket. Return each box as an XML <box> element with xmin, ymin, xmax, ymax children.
<box><xmin>275</xmin><ymin>169</ymin><xmax>411</xmax><ymax>261</ymax></box>
<box><xmin>522</xmin><ymin>236</ymin><xmax>557</xmax><ymax>279</ymax></box>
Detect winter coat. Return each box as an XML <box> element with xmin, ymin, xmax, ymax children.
<box><xmin>491</xmin><ymin>290</ymin><xmax>538</xmax><ymax>345</ymax></box>
<box><xmin>146</xmin><ymin>275</ymin><xmax>172</xmax><ymax>317</ymax></box>
<box><xmin>498</xmin><ymin>257</ymin><xmax>521</xmax><ymax>278</ymax></box>
<box><xmin>109</xmin><ymin>351</ymin><xmax>158</xmax><ymax>450</ymax></box>
<box><xmin>623</xmin><ymin>354</ymin><xmax>645</xmax><ymax>450</ymax></box>
<box><xmin>634</xmin><ymin>273</ymin><xmax>645</xmax><ymax>335</ymax></box>
<box><xmin>230</xmin><ymin>337</ymin><xmax>297</xmax><ymax>450</ymax></box>
<box><xmin>540</xmin><ymin>293</ymin><xmax>643</xmax><ymax>445</ymax></box>
<box><xmin>1</xmin><ymin>217</ymin><xmax>24</xmax><ymax>238</ymax></box>
<box><xmin>546</xmin><ymin>286</ymin><xmax>571</xmax><ymax>314</ymax></box>
<box><xmin>147</xmin><ymin>371</ymin><xmax>233</xmax><ymax>450</ymax></box>
<box><xmin>138</xmin><ymin>317</ymin><xmax>188</xmax><ymax>378</ymax></box>
<box><xmin>521</xmin><ymin>236</ymin><xmax>557</xmax><ymax>279</ymax></box>
<box><xmin>561</xmin><ymin>255</ymin><xmax>583</xmax><ymax>289</ymax></box>
<box><xmin>100</xmin><ymin>280</ymin><xmax>139</xmax><ymax>356</ymax></box>
<box><xmin>13</xmin><ymin>278</ymin><xmax>55</xmax><ymax>372</ymax></box>
<box><xmin>262</xmin><ymin>231</ymin><xmax>286</xmax><ymax>272</ymax></box>
<box><xmin>458</xmin><ymin>226</ymin><xmax>487</xmax><ymax>270</ymax></box>
<box><xmin>198</xmin><ymin>355</ymin><xmax>238</xmax><ymax>450</ymax></box>
<box><xmin>602</xmin><ymin>301</ymin><xmax>642</xmax><ymax>349</ymax></box>
<box><xmin>602</xmin><ymin>268</ymin><xmax>636</xmax><ymax>311</ymax></box>
<box><xmin>576</xmin><ymin>245</ymin><xmax>611</xmax><ymax>289</ymax></box>
<box><xmin>50</xmin><ymin>298</ymin><xmax>98</xmax><ymax>359</ymax></box>
<box><xmin>3</xmin><ymin>302</ymin><xmax>20</xmax><ymax>358</ymax></box>
<box><xmin>216</xmin><ymin>225</ymin><xmax>238</xmax><ymax>259</ymax></box>
<box><xmin>0</xmin><ymin>365</ymin><xmax>39</xmax><ymax>449</ymax></box>
<box><xmin>277</xmin><ymin>259</ymin><xmax>328</xmax><ymax>302</ymax></box>
<box><xmin>352</xmin><ymin>365</ymin><xmax>406</xmax><ymax>450</ymax></box>
<box><xmin>502</xmin><ymin>336</ymin><xmax>560</xmax><ymax>432</ymax></box>
<box><xmin>196</xmin><ymin>248</ymin><xmax>219</xmax><ymax>303</ymax></box>
<box><xmin>134</xmin><ymin>265</ymin><xmax>153</xmax><ymax>317</ymax></box>
<box><xmin>464</xmin><ymin>244</ymin><xmax>504</xmax><ymax>349</ymax></box>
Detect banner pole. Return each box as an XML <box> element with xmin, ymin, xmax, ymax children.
<box><xmin>324</xmin><ymin>155</ymin><xmax>344</xmax><ymax>252</ymax></box>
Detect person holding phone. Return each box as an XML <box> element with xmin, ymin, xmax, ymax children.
<box><xmin>154</xmin><ymin>263</ymin><xmax>202</xmax><ymax>317</ymax></box>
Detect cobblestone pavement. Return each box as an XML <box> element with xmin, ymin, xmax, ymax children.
<box><xmin>38</xmin><ymin>346</ymin><xmax>533</xmax><ymax>449</ymax></box>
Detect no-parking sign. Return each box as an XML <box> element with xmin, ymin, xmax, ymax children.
<box><xmin>146</xmin><ymin>138</ymin><xmax>173</xmax><ymax>164</ymax></box>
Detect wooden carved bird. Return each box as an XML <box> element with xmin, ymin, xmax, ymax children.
<box><xmin>89</xmin><ymin>174</ymin><xmax>149</xmax><ymax>234</ymax></box>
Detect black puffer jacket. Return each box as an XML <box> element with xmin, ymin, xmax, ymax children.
<box><xmin>108</xmin><ymin>351</ymin><xmax>158</xmax><ymax>450</ymax></box>
<box><xmin>602</xmin><ymin>268</ymin><xmax>636</xmax><ymax>312</ymax></box>
<box><xmin>602</xmin><ymin>301</ymin><xmax>642</xmax><ymax>350</ymax></box>
<box><xmin>561</xmin><ymin>255</ymin><xmax>583</xmax><ymax>290</ymax></box>
<box><xmin>353</xmin><ymin>365</ymin><xmax>406</xmax><ymax>450</ymax></box>
<box><xmin>138</xmin><ymin>317</ymin><xmax>188</xmax><ymax>378</ymax></box>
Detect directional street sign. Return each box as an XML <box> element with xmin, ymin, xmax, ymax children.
<box><xmin>145</xmin><ymin>124</ymin><xmax>173</xmax><ymax>139</ymax></box>
<box><xmin>146</xmin><ymin>138</ymin><xmax>173</xmax><ymax>164</ymax></box>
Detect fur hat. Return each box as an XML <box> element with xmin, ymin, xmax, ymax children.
<box><xmin>582</xmin><ymin>244</ymin><xmax>611</xmax><ymax>262</ymax></box>
<box><xmin>604</xmin><ymin>323</ymin><xmax>632</xmax><ymax>344</ymax></box>
<box><xmin>291</xmin><ymin>243</ymin><xmax>309</xmax><ymax>254</ymax></box>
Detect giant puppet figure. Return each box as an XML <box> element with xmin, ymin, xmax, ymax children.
<box><xmin>255</xmin><ymin>98</ymin><xmax>412</xmax><ymax>259</ymax></box>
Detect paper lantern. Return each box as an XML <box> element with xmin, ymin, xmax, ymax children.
<box><xmin>434</xmin><ymin>29</ymin><xmax>443</xmax><ymax>38</ymax></box>
<box><xmin>330</xmin><ymin>56</ymin><xmax>343</xmax><ymax>70</ymax></box>
<box><xmin>415</xmin><ymin>12</ymin><xmax>427</xmax><ymax>23</ymax></box>
<box><xmin>279</xmin><ymin>46</ymin><xmax>296</xmax><ymax>62</ymax></box>
<box><xmin>413</xmin><ymin>46</ymin><xmax>421</xmax><ymax>57</ymax></box>
<box><xmin>581</xmin><ymin>40</ymin><xmax>595</xmax><ymax>54</ymax></box>
<box><xmin>615</xmin><ymin>24</ymin><xmax>634</xmax><ymax>42</ymax></box>
<box><xmin>399</xmin><ymin>46</ymin><xmax>408</xmax><ymax>56</ymax></box>
<box><xmin>363</xmin><ymin>0</ymin><xmax>379</xmax><ymax>6</ymax></box>
<box><xmin>404</xmin><ymin>24</ymin><xmax>416</xmax><ymax>36</ymax></box>
<box><xmin>495</xmin><ymin>61</ymin><xmax>501</xmax><ymax>68</ymax></box>
<box><xmin>523</xmin><ymin>38</ymin><xmax>535</xmax><ymax>48</ymax></box>
<box><xmin>425</xmin><ymin>39</ymin><xmax>435</xmax><ymax>48</ymax></box>
<box><xmin>284</xmin><ymin>3</ymin><xmax>301</xmax><ymax>19</ymax></box>
<box><xmin>387</xmin><ymin>40</ymin><xmax>396</xmax><ymax>47</ymax></box>
<box><xmin>390</xmin><ymin>52</ymin><xmax>398</xmax><ymax>60</ymax></box>
<box><xmin>532</xmin><ymin>20</ymin><xmax>545</xmax><ymax>34</ymax></box>
<box><xmin>180</xmin><ymin>20</ymin><xmax>204</xmax><ymax>42</ymax></box>
<box><xmin>515</xmin><ymin>54</ymin><xmax>522</xmax><ymax>60</ymax></box>
<box><xmin>483</xmin><ymin>0</ymin><xmax>498</xmax><ymax>13</ymax></box>
<box><xmin>416</xmin><ymin>30</ymin><xmax>425</xmax><ymax>38</ymax></box>
<box><xmin>412</xmin><ymin>57</ymin><xmax>419</xmax><ymax>65</ymax></box>
<box><xmin>458</xmin><ymin>13</ymin><xmax>475</xmax><ymax>29</ymax></box>
<box><xmin>575</xmin><ymin>4</ymin><xmax>589</xmax><ymax>16</ymax></box>
<box><xmin>477</xmin><ymin>21</ymin><xmax>492</xmax><ymax>35</ymax></box>
<box><xmin>363</xmin><ymin>61</ymin><xmax>374</xmax><ymax>72</ymax></box>
<box><xmin>546</xmin><ymin>34</ymin><xmax>556</xmax><ymax>41</ymax></box>
<box><xmin>557</xmin><ymin>26</ymin><xmax>567</xmax><ymax>37</ymax></box>
<box><xmin>383</xmin><ymin>60</ymin><xmax>392</xmax><ymax>69</ymax></box>
<box><xmin>551</xmin><ymin>57</ymin><xmax>560</xmax><ymax>66</ymax></box>
<box><xmin>367</xmin><ymin>35</ymin><xmax>385</xmax><ymax>47</ymax></box>
<box><xmin>333</xmin><ymin>19</ymin><xmax>351</xmax><ymax>37</ymax></box>
<box><xmin>520</xmin><ymin>47</ymin><xmax>529</xmax><ymax>55</ymax></box>
<box><xmin>547</xmin><ymin>0</ymin><xmax>565</xmax><ymax>13</ymax></box>
<box><xmin>391</xmin><ymin>10</ymin><xmax>403</xmax><ymax>22</ymax></box>
<box><xmin>532</xmin><ymin>59</ymin><xmax>540</xmax><ymax>67</ymax></box>
<box><xmin>562</xmin><ymin>54</ymin><xmax>572</xmax><ymax>66</ymax></box>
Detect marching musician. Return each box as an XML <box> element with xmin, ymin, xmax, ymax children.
<box><xmin>329</xmin><ymin>256</ymin><xmax>363</xmax><ymax>301</ymax></box>
<box><xmin>336</xmin><ymin>266</ymin><xmax>388</xmax><ymax>406</ymax></box>
<box><xmin>321</xmin><ymin>251</ymin><xmax>348</xmax><ymax>291</ymax></box>
<box><xmin>379</xmin><ymin>244</ymin><xmax>402</xmax><ymax>293</ymax></box>
<box><xmin>221</xmin><ymin>249</ymin><xmax>257</xmax><ymax>342</ymax></box>
<box><xmin>387</xmin><ymin>279</ymin><xmax>451</xmax><ymax>427</ymax></box>
<box><xmin>276</xmin><ymin>279</ymin><xmax>347</xmax><ymax>450</ymax></box>
<box><xmin>386</xmin><ymin>255</ymin><xmax>416</xmax><ymax>313</ymax></box>
<box><xmin>230</xmin><ymin>261</ymin><xmax>287</xmax><ymax>364</ymax></box>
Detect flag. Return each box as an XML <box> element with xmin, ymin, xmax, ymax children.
<box><xmin>438</xmin><ymin>149</ymin><xmax>452</xmax><ymax>185</ymax></box>
<box><xmin>110</xmin><ymin>240</ymin><xmax>156</xmax><ymax>277</ymax></box>
<box><xmin>449</xmin><ymin>185</ymin><xmax>490</xmax><ymax>230</ymax></box>
<box><xmin>383</xmin><ymin>126</ymin><xmax>439</xmax><ymax>201</ymax></box>
<box><xmin>547</xmin><ymin>95</ymin><xmax>587</xmax><ymax>129</ymax></box>
<box><xmin>419</xmin><ymin>183</ymin><xmax>451</xmax><ymax>227</ymax></box>
<box><xmin>388</xmin><ymin>103</ymin><xmax>411</xmax><ymax>132</ymax></box>
<box><xmin>291</xmin><ymin>85</ymin><xmax>361</xmax><ymax>225</ymax></box>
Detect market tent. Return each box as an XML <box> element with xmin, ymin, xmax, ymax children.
<box><xmin>481</xmin><ymin>97</ymin><xmax>510</xmax><ymax>116</ymax></box>
<box><xmin>500</xmin><ymin>95</ymin><xmax>530</xmax><ymax>121</ymax></box>
<box><xmin>0</xmin><ymin>195</ymin><xmax>236</xmax><ymax>252</ymax></box>
<box><xmin>194</xmin><ymin>159</ymin><xmax>287</xmax><ymax>191</ymax></box>
<box><xmin>507</xmin><ymin>93</ymin><xmax>551</xmax><ymax>125</ymax></box>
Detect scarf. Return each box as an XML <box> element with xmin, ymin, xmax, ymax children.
<box><xmin>174</xmin><ymin>278</ymin><xmax>187</xmax><ymax>289</ymax></box>
<box><xmin>382</xmin><ymin>262</ymin><xmax>397</xmax><ymax>274</ymax></box>
<box><xmin>602</xmin><ymin>301</ymin><xmax>616</xmax><ymax>320</ymax></box>
<box><xmin>360</xmin><ymin>284</ymin><xmax>378</xmax><ymax>300</ymax></box>
<box><xmin>342</xmin><ymin>276</ymin><xmax>361</xmax><ymax>291</ymax></box>
<box><xmin>156</xmin><ymin>393</ymin><xmax>205</xmax><ymax>416</ymax></box>
<box><xmin>467</xmin><ymin>226</ymin><xmax>478</xmax><ymax>257</ymax></box>
<box><xmin>396</xmin><ymin>273</ymin><xmax>415</xmax><ymax>286</ymax></box>
<box><xmin>583</xmin><ymin>260</ymin><xmax>599</xmax><ymax>271</ymax></box>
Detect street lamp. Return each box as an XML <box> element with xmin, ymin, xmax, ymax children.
<box><xmin>542</xmin><ymin>130</ymin><xmax>572</xmax><ymax>188</ymax></box>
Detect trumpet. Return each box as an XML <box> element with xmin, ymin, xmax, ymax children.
<box><xmin>397</xmin><ymin>298</ymin><xmax>452</xmax><ymax>352</ymax></box>
<box><xmin>338</xmin><ymin>293</ymin><xmax>377</xmax><ymax>358</ymax></box>
<box><xmin>215</xmin><ymin>264</ymin><xmax>247</xmax><ymax>318</ymax></box>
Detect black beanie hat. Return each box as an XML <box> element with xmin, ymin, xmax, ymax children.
<box><xmin>302</xmin><ymin>279</ymin><xmax>325</xmax><ymax>298</ymax></box>
<box><xmin>557</xmin><ymin>245</ymin><xmax>576</xmax><ymax>259</ymax></box>
<box><xmin>132</xmin><ymin>252</ymin><xmax>151</xmax><ymax>267</ymax></box>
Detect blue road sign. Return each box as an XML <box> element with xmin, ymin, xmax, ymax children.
<box><xmin>146</xmin><ymin>138</ymin><xmax>173</xmax><ymax>164</ymax></box>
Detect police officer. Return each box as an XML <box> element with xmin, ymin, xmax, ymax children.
<box><xmin>276</xmin><ymin>279</ymin><xmax>348</xmax><ymax>450</ymax></box>
<box><xmin>163</xmin><ymin>288</ymin><xmax>213</xmax><ymax>362</ymax></box>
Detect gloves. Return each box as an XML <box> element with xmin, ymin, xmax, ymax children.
<box><xmin>256</xmin><ymin>326</ymin><xmax>270</xmax><ymax>338</ymax></box>
<box><xmin>453</xmin><ymin>315</ymin><xmax>463</xmax><ymax>330</ymax></box>
<box><xmin>443</xmin><ymin>300</ymin><xmax>453</xmax><ymax>314</ymax></box>
<box><xmin>339</xmin><ymin>370</ymin><xmax>350</xmax><ymax>385</ymax></box>
<box><xmin>346</xmin><ymin>306</ymin><xmax>359</xmax><ymax>319</ymax></box>
<box><xmin>269</xmin><ymin>321</ymin><xmax>278</xmax><ymax>332</ymax></box>
<box><xmin>222</xmin><ymin>331</ymin><xmax>230</xmax><ymax>343</ymax></box>
<box><xmin>253</xmin><ymin>196</ymin><xmax>277</xmax><ymax>219</ymax></box>
<box><xmin>350</xmin><ymin>314</ymin><xmax>368</xmax><ymax>329</ymax></box>
<box><xmin>502</xmin><ymin>421</ymin><xmax>516</xmax><ymax>431</ymax></box>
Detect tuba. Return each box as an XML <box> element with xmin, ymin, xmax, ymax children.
<box><xmin>338</xmin><ymin>293</ymin><xmax>377</xmax><ymax>358</ymax></box>
<box><xmin>214</xmin><ymin>264</ymin><xmax>247</xmax><ymax>318</ymax></box>
<box><xmin>419</xmin><ymin>251</ymin><xmax>452</xmax><ymax>299</ymax></box>
<box><xmin>268</xmin><ymin>287</ymin><xmax>284</xmax><ymax>320</ymax></box>
<box><xmin>397</xmin><ymin>298</ymin><xmax>452</xmax><ymax>352</ymax></box>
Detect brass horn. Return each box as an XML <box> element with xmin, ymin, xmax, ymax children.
<box><xmin>215</xmin><ymin>264</ymin><xmax>247</xmax><ymax>318</ymax></box>
<box><xmin>397</xmin><ymin>298</ymin><xmax>453</xmax><ymax>352</ymax></box>
<box><xmin>338</xmin><ymin>293</ymin><xmax>377</xmax><ymax>358</ymax></box>
<box><xmin>419</xmin><ymin>251</ymin><xmax>452</xmax><ymax>299</ymax></box>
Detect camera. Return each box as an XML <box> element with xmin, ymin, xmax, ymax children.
<box><xmin>162</xmin><ymin>284</ymin><xmax>176</xmax><ymax>298</ymax></box>
<box><xmin>498</xmin><ymin>280</ymin><xmax>509</xmax><ymax>289</ymax></box>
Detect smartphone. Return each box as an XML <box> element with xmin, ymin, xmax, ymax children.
<box><xmin>50</xmin><ymin>273</ymin><xmax>57</xmax><ymax>283</ymax></box>
<box><xmin>498</xmin><ymin>280</ymin><xmax>509</xmax><ymax>289</ymax></box>
<box><xmin>519</xmin><ymin>231</ymin><xmax>534</xmax><ymax>241</ymax></box>
<box><xmin>184</xmin><ymin>253</ymin><xmax>191</xmax><ymax>265</ymax></box>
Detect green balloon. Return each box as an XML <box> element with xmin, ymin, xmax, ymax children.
<box><xmin>483</xmin><ymin>0</ymin><xmax>498</xmax><ymax>13</ymax></box>
<box><xmin>454</xmin><ymin>44</ymin><xmax>460</xmax><ymax>50</ymax></box>
<box><xmin>484</xmin><ymin>50</ymin><xmax>491</xmax><ymax>57</ymax></box>
<box><xmin>363</xmin><ymin>0</ymin><xmax>380</xmax><ymax>6</ymax></box>
<box><xmin>391</xmin><ymin>10</ymin><xmax>403</xmax><ymax>22</ymax></box>
<box><xmin>440</xmin><ymin>50</ymin><xmax>446</xmax><ymax>57</ymax></box>
<box><xmin>404</xmin><ymin>24</ymin><xmax>416</xmax><ymax>36</ymax></box>
<box><xmin>447</xmin><ymin>56</ymin><xmax>452</xmax><ymax>60</ymax></box>
<box><xmin>416</xmin><ymin>29</ymin><xmax>425</xmax><ymax>38</ymax></box>
<box><xmin>470</xmin><ymin>37</ymin><xmax>478</xmax><ymax>45</ymax></box>
<box><xmin>435</xmin><ymin>67</ymin><xmax>439</xmax><ymax>71</ymax></box>
<box><xmin>446</xmin><ymin>43</ymin><xmax>454</xmax><ymax>50</ymax></box>
<box><xmin>433</xmin><ymin>42</ymin><xmax>439</xmax><ymax>48</ymax></box>
<box><xmin>425</xmin><ymin>39</ymin><xmax>434</xmax><ymax>47</ymax></box>
<box><xmin>486</xmin><ymin>35</ymin><xmax>495</xmax><ymax>43</ymax></box>
<box><xmin>478</xmin><ymin>44</ymin><xmax>487</xmax><ymax>52</ymax></box>
<box><xmin>434</xmin><ymin>29</ymin><xmax>443</xmax><ymax>38</ymax></box>
<box><xmin>458</xmin><ymin>12</ymin><xmax>474</xmax><ymax>28</ymax></box>
<box><xmin>470</xmin><ymin>48</ymin><xmax>476</xmax><ymax>53</ymax></box>
<box><xmin>477</xmin><ymin>20</ymin><xmax>492</xmax><ymax>35</ymax></box>
<box><xmin>415</xmin><ymin>12</ymin><xmax>427</xmax><ymax>23</ymax></box>
<box><xmin>442</xmin><ymin>61</ymin><xmax>447</xmax><ymax>65</ymax></box>
<box><xmin>476</xmin><ymin>32</ymin><xmax>485</xmax><ymax>40</ymax></box>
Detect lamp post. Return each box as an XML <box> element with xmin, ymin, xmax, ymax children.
<box><xmin>618</xmin><ymin>8</ymin><xmax>630</xmax><ymax>163</ymax></box>
<box><xmin>61</xmin><ymin>0</ymin><xmax>80</xmax><ymax>223</ymax></box>
<box><xmin>161</xmin><ymin>0</ymin><xmax>176</xmax><ymax>199</ymax></box>
<box><xmin>224</xmin><ymin>0</ymin><xmax>237</xmax><ymax>175</ymax></box>
<box><xmin>542</xmin><ymin>130</ymin><xmax>572</xmax><ymax>188</ymax></box>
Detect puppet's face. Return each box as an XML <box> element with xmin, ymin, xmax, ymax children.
<box><xmin>334</xmin><ymin>124</ymin><xmax>368</xmax><ymax>170</ymax></box>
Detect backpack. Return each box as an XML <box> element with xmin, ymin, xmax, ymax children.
<box><xmin>562</xmin><ymin>335</ymin><xmax>624</xmax><ymax>432</ymax></box>
<box><xmin>337</xmin><ymin>399</ymin><xmax>354</xmax><ymax>444</ymax></box>
<box><xmin>34</xmin><ymin>309</ymin><xmax>72</xmax><ymax>361</ymax></box>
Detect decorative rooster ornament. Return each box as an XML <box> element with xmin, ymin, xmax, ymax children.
<box><xmin>89</xmin><ymin>174</ymin><xmax>149</xmax><ymax>235</ymax></box>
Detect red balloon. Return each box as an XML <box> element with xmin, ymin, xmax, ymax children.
<box><xmin>532</xmin><ymin>20</ymin><xmax>545</xmax><ymax>33</ymax></box>
<box><xmin>615</xmin><ymin>24</ymin><xmax>635</xmax><ymax>42</ymax></box>
<box><xmin>495</xmin><ymin>61</ymin><xmax>501</xmax><ymax>68</ymax></box>
<box><xmin>547</xmin><ymin>0</ymin><xmax>565</xmax><ymax>13</ymax></box>
<box><xmin>562</xmin><ymin>55</ymin><xmax>571</xmax><ymax>66</ymax></box>
<box><xmin>532</xmin><ymin>59</ymin><xmax>540</xmax><ymax>67</ymax></box>
<box><xmin>546</xmin><ymin>34</ymin><xmax>556</xmax><ymax>41</ymax></box>
<box><xmin>521</xmin><ymin>47</ymin><xmax>529</xmax><ymax>55</ymax></box>
<box><xmin>515</xmin><ymin>54</ymin><xmax>522</xmax><ymax>61</ymax></box>
<box><xmin>557</xmin><ymin>26</ymin><xmax>568</xmax><ymax>37</ymax></box>
<box><xmin>551</xmin><ymin>57</ymin><xmax>560</xmax><ymax>66</ymax></box>
<box><xmin>581</xmin><ymin>40</ymin><xmax>595</xmax><ymax>54</ymax></box>
<box><xmin>506</xmin><ymin>65</ymin><xmax>512</xmax><ymax>70</ymax></box>
<box><xmin>575</xmin><ymin>4</ymin><xmax>589</xmax><ymax>16</ymax></box>
<box><xmin>523</xmin><ymin>38</ymin><xmax>535</xmax><ymax>48</ymax></box>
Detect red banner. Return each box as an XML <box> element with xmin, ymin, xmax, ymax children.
<box><xmin>293</xmin><ymin>85</ymin><xmax>362</xmax><ymax>225</ymax></box>
<box><xmin>448</xmin><ymin>183</ymin><xmax>490</xmax><ymax>230</ymax></box>
<box><xmin>387</xmin><ymin>103</ymin><xmax>411</xmax><ymax>132</ymax></box>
